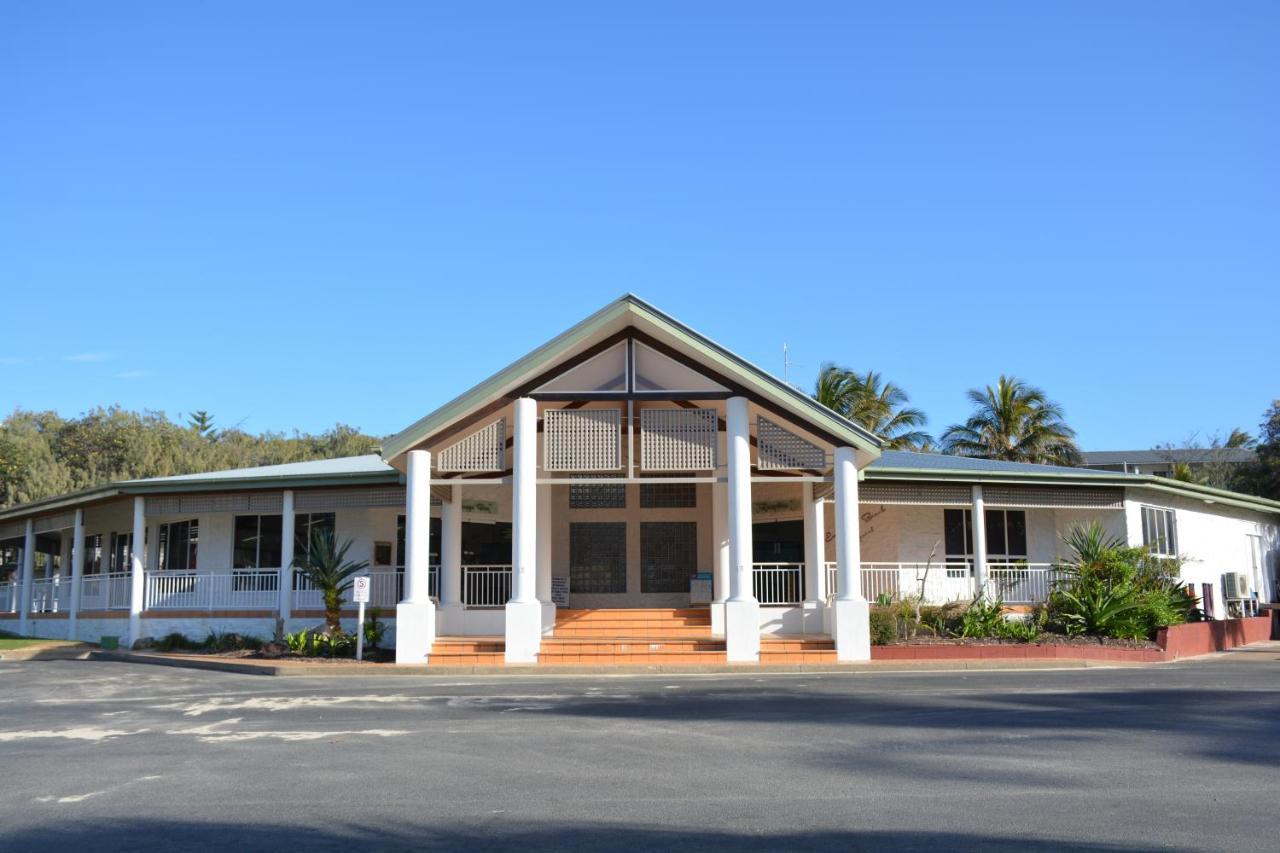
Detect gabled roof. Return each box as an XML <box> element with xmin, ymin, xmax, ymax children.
<box><xmin>380</xmin><ymin>294</ymin><xmax>883</xmax><ymax>462</ymax></box>
<box><xmin>1081</xmin><ymin>448</ymin><xmax>1256</xmax><ymax>465</ymax></box>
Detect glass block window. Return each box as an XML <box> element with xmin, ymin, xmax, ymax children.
<box><xmin>570</xmin><ymin>474</ymin><xmax>626</xmax><ymax>509</ymax></box>
<box><xmin>570</xmin><ymin>522</ymin><xmax>627</xmax><ymax>593</ymax></box>
<box><xmin>641</xmin><ymin>522</ymin><xmax>697</xmax><ymax>593</ymax></box>
<box><xmin>640</xmin><ymin>482</ymin><xmax>696</xmax><ymax>508</ymax></box>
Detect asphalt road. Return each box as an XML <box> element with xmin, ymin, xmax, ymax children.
<box><xmin>1</xmin><ymin>650</ymin><xmax>1278</xmax><ymax>852</ymax></box>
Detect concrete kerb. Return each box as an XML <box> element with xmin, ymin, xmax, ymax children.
<box><xmin>75</xmin><ymin>648</ymin><xmax>1166</xmax><ymax>677</ymax></box>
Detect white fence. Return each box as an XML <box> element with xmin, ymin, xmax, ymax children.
<box><xmin>145</xmin><ymin>570</ymin><xmax>279</xmax><ymax>611</ymax></box>
<box><xmin>0</xmin><ymin>581</ymin><xmax>16</xmax><ymax>612</ymax></box>
<box><xmin>80</xmin><ymin>573</ymin><xmax>132</xmax><ymax>611</ymax></box>
<box><xmin>292</xmin><ymin>569</ymin><xmax>416</xmax><ymax>612</ymax></box>
<box><xmin>753</xmin><ymin>563</ymin><xmax>804</xmax><ymax>605</ymax></box>
<box><xmin>824</xmin><ymin>562</ymin><xmax>1060</xmax><ymax>606</ymax></box>
<box><xmin>462</xmin><ymin>565</ymin><xmax>512</xmax><ymax>608</ymax></box>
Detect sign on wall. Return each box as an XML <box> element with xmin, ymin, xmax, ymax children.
<box><xmin>551</xmin><ymin>576</ymin><xmax>570</xmax><ymax>608</ymax></box>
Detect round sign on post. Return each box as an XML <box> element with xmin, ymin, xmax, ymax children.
<box><xmin>353</xmin><ymin>576</ymin><xmax>371</xmax><ymax>661</ymax></box>
<box><xmin>353</xmin><ymin>576</ymin><xmax>371</xmax><ymax>603</ymax></box>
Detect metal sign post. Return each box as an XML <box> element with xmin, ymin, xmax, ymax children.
<box><xmin>353</xmin><ymin>576</ymin><xmax>371</xmax><ymax>661</ymax></box>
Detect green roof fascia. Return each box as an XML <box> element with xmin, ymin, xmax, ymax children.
<box><xmin>0</xmin><ymin>470</ymin><xmax>403</xmax><ymax>524</ymax></box>
<box><xmin>381</xmin><ymin>294</ymin><xmax>883</xmax><ymax>462</ymax></box>
<box><xmin>1126</xmin><ymin>476</ymin><xmax>1280</xmax><ymax>516</ymax></box>
<box><xmin>624</xmin><ymin>298</ymin><xmax>882</xmax><ymax>456</ymax></box>
<box><xmin>866</xmin><ymin>467</ymin><xmax>1280</xmax><ymax>516</ymax></box>
<box><xmin>381</xmin><ymin>298</ymin><xmax>632</xmax><ymax>460</ymax></box>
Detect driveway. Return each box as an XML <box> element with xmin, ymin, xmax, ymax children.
<box><xmin>1</xmin><ymin>649</ymin><xmax>1277</xmax><ymax>851</ymax></box>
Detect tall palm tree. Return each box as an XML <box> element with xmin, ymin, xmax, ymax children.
<box><xmin>292</xmin><ymin>528</ymin><xmax>368</xmax><ymax>635</ymax></box>
<box><xmin>941</xmin><ymin>375</ymin><xmax>1081</xmax><ymax>465</ymax></box>
<box><xmin>814</xmin><ymin>365</ymin><xmax>932</xmax><ymax>450</ymax></box>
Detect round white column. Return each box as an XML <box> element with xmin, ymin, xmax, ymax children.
<box><xmin>723</xmin><ymin>396</ymin><xmax>760</xmax><ymax>662</ymax></box>
<box><xmin>17</xmin><ymin>519</ymin><xmax>34</xmax><ymax>636</ymax></box>
<box><xmin>801</xmin><ymin>481</ymin><xmax>827</xmax><ymax>633</ymax></box>
<box><xmin>971</xmin><ymin>484</ymin><xmax>988</xmax><ymax>600</ymax></box>
<box><xmin>395</xmin><ymin>449</ymin><xmax>437</xmax><ymax>664</ymax></box>
<box><xmin>505</xmin><ymin>397</ymin><xmax>542</xmax><ymax>663</ymax></box>
<box><xmin>279</xmin><ymin>490</ymin><xmax>296</xmax><ymax>622</ymax></box>
<box><xmin>438</xmin><ymin>484</ymin><xmax>463</xmax><ymax>633</ymax></box>
<box><xmin>833</xmin><ymin>446</ymin><xmax>870</xmax><ymax>661</ymax></box>
<box><xmin>710</xmin><ymin>480</ymin><xmax>730</xmax><ymax>637</ymax></box>
<box><xmin>68</xmin><ymin>509</ymin><xmax>84</xmax><ymax>640</ymax></box>
<box><xmin>127</xmin><ymin>496</ymin><xmax>146</xmax><ymax>647</ymax></box>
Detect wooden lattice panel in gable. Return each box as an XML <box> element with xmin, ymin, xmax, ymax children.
<box><xmin>437</xmin><ymin>418</ymin><xmax>507</xmax><ymax>472</ymax></box>
<box><xmin>756</xmin><ymin>416</ymin><xmax>826</xmax><ymax>470</ymax></box>
<box><xmin>544</xmin><ymin>409</ymin><xmax>621</xmax><ymax>471</ymax></box>
<box><xmin>640</xmin><ymin>408</ymin><xmax>718</xmax><ymax>471</ymax></box>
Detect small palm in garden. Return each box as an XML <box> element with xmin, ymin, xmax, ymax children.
<box><xmin>293</xmin><ymin>528</ymin><xmax>368</xmax><ymax>635</ymax></box>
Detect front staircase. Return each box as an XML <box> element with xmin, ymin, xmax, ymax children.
<box><xmin>427</xmin><ymin>607</ymin><xmax>837</xmax><ymax>666</ymax></box>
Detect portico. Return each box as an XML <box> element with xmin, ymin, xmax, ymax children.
<box><xmin>382</xmin><ymin>296</ymin><xmax>881</xmax><ymax>664</ymax></box>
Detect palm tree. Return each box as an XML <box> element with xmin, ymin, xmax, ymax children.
<box><xmin>292</xmin><ymin>528</ymin><xmax>368</xmax><ymax>635</ymax></box>
<box><xmin>941</xmin><ymin>375</ymin><xmax>1081</xmax><ymax>465</ymax></box>
<box><xmin>814</xmin><ymin>365</ymin><xmax>932</xmax><ymax>450</ymax></box>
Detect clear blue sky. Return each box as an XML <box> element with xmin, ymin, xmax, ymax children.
<box><xmin>1</xmin><ymin>2</ymin><xmax>1276</xmax><ymax>449</ymax></box>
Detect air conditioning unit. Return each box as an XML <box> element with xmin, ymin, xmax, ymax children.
<box><xmin>1221</xmin><ymin>572</ymin><xmax>1251</xmax><ymax>600</ymax></box>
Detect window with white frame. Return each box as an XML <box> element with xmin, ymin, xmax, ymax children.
<box><xmin>943</xmin><ymin>509</ymin><xmax>1028</xmax><ymax>576</ymax></box>
<box><xmin>83</xmin><ymin>534</ymin><xmax>103</xmax><ymax>575</ymax></box>
<box><xmin>108</xmin><ymin>532</ymin><xmax>132</xmax><ymax>573</ymax></box>
<box><xmin>157</xmin><ymin>519</ymin><xmax>198</xmax><ymax>571</ymax></box>
<box><xmin>233</xmin><ymin>515</ymin><xmax>283</xmax><ymax>569</ymax></box>
<box><xmin>1140</xmin><ymin>506</ymin><xmax>1178</xmax><ymax>557</ymax></box>
<box><xmin>294</xmin><ymin>512</ymin><xmax>336</xmax><ymax>563</ymax></box>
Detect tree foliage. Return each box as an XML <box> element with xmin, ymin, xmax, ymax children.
<box><xmin>813</xmin><ymin>365</ymin><xmax>932</xmax><ymax>450</ymax></box>
<box><xmin>1236</xmin><ymin>400</ymin><xmax>1280</xmax><ymax>500</ymax></box>
<box><xmin>940</xmin><ymin>375</ymin><xmax>1081</xmax><ymax>465</ymax></box>
<box><xmin>0</xmin><ymin>407</ymin><xmax>381</xmax><ymax>509</ymax></box>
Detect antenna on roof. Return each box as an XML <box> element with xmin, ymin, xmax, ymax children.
<box><xmin>782</xmin><ymin>343</ymin><xmax>804</xmax><ymax>392</ymax></box>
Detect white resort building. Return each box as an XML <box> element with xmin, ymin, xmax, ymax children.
<box><xmin>1</xmin><ymin>296</ymin><xmax>1277</xmax><ymax>665</ymax></box>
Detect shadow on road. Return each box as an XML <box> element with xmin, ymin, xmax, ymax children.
<box><xmin>1</xmin><ymin>820</ymin><xmax>1170</xmax><ymax>853</ymax></box>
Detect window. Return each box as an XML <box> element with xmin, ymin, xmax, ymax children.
<box><xmin>83</xmin><ymin>534</ymin><xmax>103</xmax><ymax>575</ymax></box>
<box><xmin>943</xmin><ymin>509</ymin><xmax>1028</xmax><ymax>573</ymax></box>
<box><xmin>641</xmin><ymin>522</ymin><xmax>697</xmax><ymax>593</ymax></box>
<box><xmin>640</xmin><ymin>482</ymin><xmax>696</xmax><ymax>508</ymax></box>
<box><xmin>233</xmin><ymin>515</ymin><xmax>283</xmax><ymax>569</ymax></box>
<box><xmin>1140</xmin><ymin>506</ymin><xmax>1178</xmax><ymax>557</ymax></box>
<box><xmin>294</xmin><ymin>513</ymin><xmax>336</xmax><ymax>562</ymax></box>
<box><xmin>570</xmin><ymin>474</ymin><xmax>626</xmax><ymax>509</ymax></box>
<box><xmin>157</xmin><ymin>520</ymin><xmax>198</xmax><ymax>571</ymax></box>
<box><xmin>570</xmin><ymin>522</ymin><xmax>627</xmax><ymax>593</ymax></box>
<box><xmin>108</xmin><ymin>532</ymin><xmax>132</xmax><ymax>573</ymax></box>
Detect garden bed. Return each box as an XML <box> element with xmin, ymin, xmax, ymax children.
<box><xmin>884</xmin><ymin>635</ymin><xmax>1160</xmax><ymax>650</ymax></box>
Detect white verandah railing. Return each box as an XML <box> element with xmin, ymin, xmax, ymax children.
<box><xmin>462</xmin><ymin>565</ymin><xmax>512</xmax><ymax>608</ymax></box>
<box><xmin>0</xmin><ymin>581</ymin><xmax>17</xmax><ymax>613</ymax></box>
<box><xmin>80</xmin><ymin>573</ymin><xmax>132</xmax><ymax>611</ymax></box>
<box><xmin>753</xmin><ymin>563</ymin><xmax>804</xmax><ymax>605</ymax></box>
<box><xmin>824</xmin><ymin>562</ymin><xmax>1061</xmax><ymax>606</ymax></box>
<box><xmin>146</xmin><ymin>570</ymin><xmax>280</xmax><ymax>611</ymax></box>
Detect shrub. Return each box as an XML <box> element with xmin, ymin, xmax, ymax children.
<box><xmin>155</xmin><ymin>632</ymin><xmax>198</xmax><ymax>652</ymax></box>
<box><xmin>314</xmin><ymin>631</ymin><xmax>355</xmax><ymax>658</ymax></box>
<box><xmin>285</xmin><ymin>630</ymin><xmax>314</xmax><ymax>656</ymax></box>
<box><xmin>869</xmin><ymin>606</ymin><xmax>897</xmax><ymax>645</ymax></box>
<box><xmin>363</xmin><ymin>609</ymin><xmax>387</xmax><ymax>649</ymax></box>
<box><xmin>200</xmin><ymin>631</ymin><xmax>265</xmax><ymax>653</ymax></box>
<box><xmin>996</xmin><ymin>618</ymin><xmax>1040</xmax><ymax>642</ymax></box>
<box><xmin>960</xmin><ymin>596</ymin><xmax>1006</xmax><ymax>638</ymax></box>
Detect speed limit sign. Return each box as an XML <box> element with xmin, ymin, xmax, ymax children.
<box><xmin>352</xmin><ymin>575</ymin><xmax>371</xmax><ymax>603</ymax></box>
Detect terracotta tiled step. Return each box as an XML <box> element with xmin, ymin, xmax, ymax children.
<box><xmin>430</xmin><ymin>637</ymin><xmax>506</xmax><ymax>666</ymax></box>
<box><xmin>538</xmin><ymin>635</ymin><xmax>727</xmax><ymax>665</ymax></box>
<box><xmin>759</xmin><ymin>636</ymin><xmax>837</xmax><ymax>665</ymax></box>
<box><xmin>554</xmin><ymin>608</ymin><xmax>712</xmax><ymax>638</ymax></box>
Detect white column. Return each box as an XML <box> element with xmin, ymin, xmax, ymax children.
<box><xmin>833</xmin><ymin>447</ymin><xmax>869</xmax><ymax>661</ymax></box>
<box><xmin>723</xmin><ymin>395</ymin><xmax>759</xmax><ymax>662</ymax></box>
<box><xmin>438</xmin><ymin>484</ymin><xmax>463</xmax><ymax>631</ymax></box>
<box><xmin>710</xmin><ymin>481</ymin><xmax>730</xmax><ymax>637</ymax></box>
<box><xmin>17</xmin><ymin>519</ymin><xmax>34</xmax><ymax>636</ymax></box>
<box><xmin>801</xmin><ymin>482</ymin><xmax>827</xmax><ymax>633</ymax></box>
<box><xmin>396</xmin><ymin>449</ymin><xmax>437</xmax><ymax>664</ymax></box>
<box><xmin>127</xmin><ymin>496</ymin><xmax>146</xmax><ymax>648</ymax></box>
<box><xmin>536</xmin><ymin>483</ymin><xmax>555</xmax><ymax>636</ymax></box>
<box><xmin>68</xmin><ymin>509</ymin><xmax>84</xmax><ymax>640</ymax></box>
<box><xmin>505</xmin><ymin>396</ymin><xmax>542</xmax><ymax>663</ymax></box>
<box><xmin>279</xmin><ymin>490</ymin><xmax>296</xmax><ymax>623</ymax></box>
<box><xmin>971</xmin><ymin>484</ymin><xmax>988</xmax><ymax>600</ymax></box>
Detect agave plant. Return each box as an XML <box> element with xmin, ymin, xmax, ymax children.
<box><xmin>292</xmin><ymin>528</ymin><xmax>368</xmax><ymax>635</ymax></box>
<box><xmin>1061</xmin><ymin>522</ymin><xmax>1126</xmax><ymax>569</ymax></box>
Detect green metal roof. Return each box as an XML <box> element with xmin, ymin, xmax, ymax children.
<box><xmin>379</xmin><ymin>294</ymin><xmax>885</xmax><ymax>462</ymax></box>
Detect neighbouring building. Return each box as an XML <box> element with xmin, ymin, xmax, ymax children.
<box><xmin>2</xmin><ymin>295</ymin><xmax>1277</xmax><ymax>665</ymax></box>
<box><xmin>1081</xmin><ymin>448</ymin><xmax>1257</xmax><ymax>478</ymax></box>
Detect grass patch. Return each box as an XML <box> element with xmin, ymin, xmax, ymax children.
<box><xmin>0</xmin><ymin>637</ymin><xmax>66</xmax><ymax>650</ymax></box>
